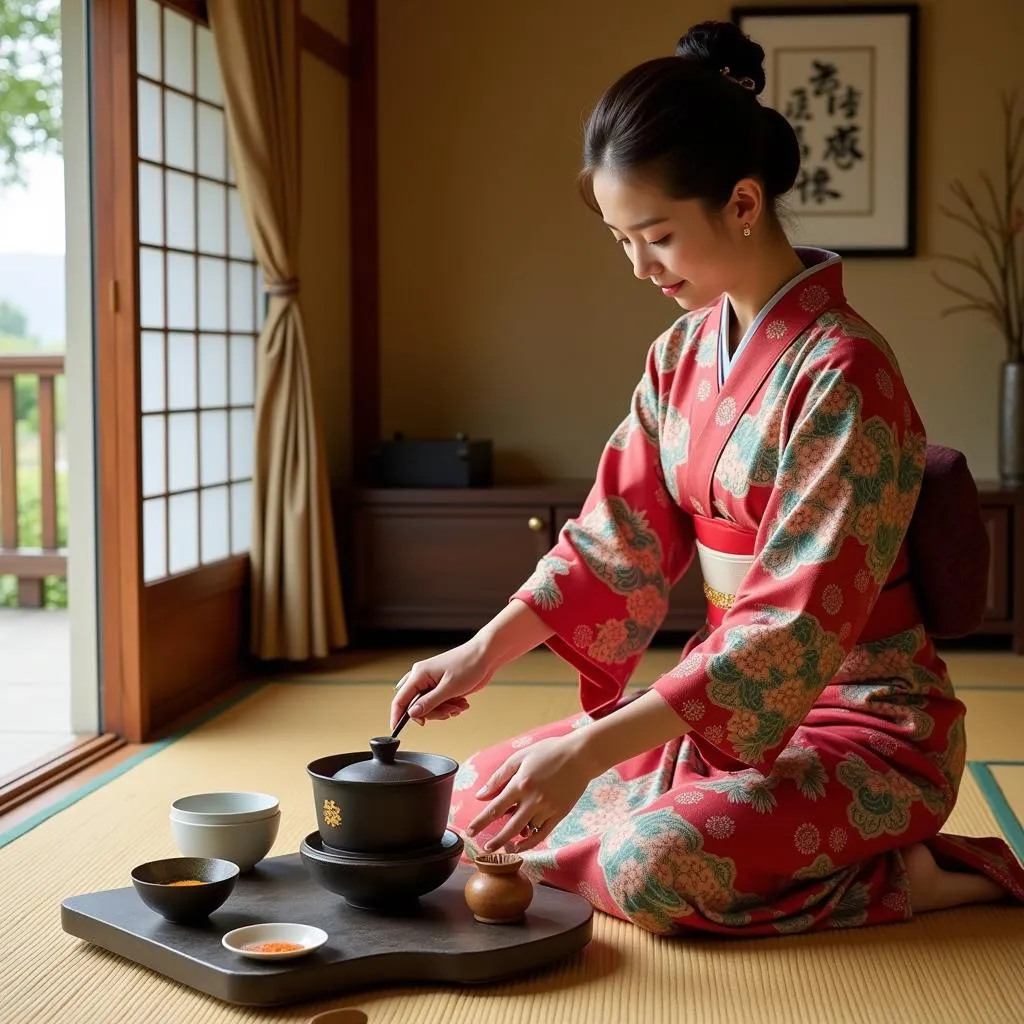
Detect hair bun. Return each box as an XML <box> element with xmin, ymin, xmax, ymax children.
<box><xmin>675</xmin><ymin>20</ymin><xmax>766</xmax><ymax>96</ymax></box>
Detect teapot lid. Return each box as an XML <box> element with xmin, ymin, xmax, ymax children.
<box><xmin>332</xmin><ymin>736</ymin><xmax>434</xmax><ymax>783</ymax></box>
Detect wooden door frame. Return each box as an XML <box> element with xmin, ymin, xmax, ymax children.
<box><xmin>93</xmin><ymin>0</ymin><xmax>146</xmax><ymax>741</ymax></box>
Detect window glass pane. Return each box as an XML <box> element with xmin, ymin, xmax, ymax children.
<box><xmin>143</xmin><ymin>498</ymin><xmax>167</xmax><ymax>582</ymax></box>
<box><xmin>141</xmin><ymin>331</ymin><xmax>165</xmax><ymax>413</ymax></box>
<box><xmin>165</xmin><ymin>170</ymin><xmax>196</xmax><ymax>251</ymax></box>
<box><xmin>227</xmin><ymin>189</ymin><xmax>252</xmax><ymax>259</ymax></box>
<box><xmin>165</xmin><ymin>91</ymin><xmax>195</xmax><ymax>171</ymax></box>
<box><xmin>229</xmin><ymin>335</ymin><xmax>255</xmax><ymax>407</ymax></box>
<box><xmin>138</xmin><ymin>163</ymin><xmax>163</xmax><ymax>245</ymax></box>
<box><xmin>196</xmin><ymin>27</ymin><xmax>223</xmax><ymax>105</ymax></box>
<box><xmin>167</xmin><ymin>332</ymin><xmax>197</xmax><ymax>410</ymax></box>
<box><xmin>136</xmin><ymin>0</ymin><xmax>161</xmax><ymax>80</ymax></box>
<box><xmin>141</xmin><ymin>414</ymin><xmax>166</xmax><ymax>497</ymax></box>
<box><xmin>167</xmin><ymin>252</ymin><xmax>196</xmax><ymax>330</ymax></box>
<box><xmin>229</xmin><ymin>262</ymin><xmax>254</xmax><ymax>332</ymax></box>
<box><xmin>198</xmin><ymin>180</ymin><xmax>226</xmax><ymax>254</ymax></box>
<box><xmin>199</xmin><ymin>257</ymin><xmax>227</xmax><ymax>330</ymax></box>
<box><xmin>199</xmin><ymin>334</ymin><xmax>227</xmax><ymax>407</ymax></box>
<box><xmin>197</xmin><ymin>104</ymin><xmax>226</xmax><ymax>180</ymax></box>
<box><xmin>140</xmin><ymin>248</ymin><xmax>165</xmax><ymax>328</ymax></box>
<box><xmin>168</xmin><ymin>491</ymin><xmax>199</xmax><ymax>575</ymax></box>
<box><xmin>163</xmin><ymin>9</ymin><xmax>193</xmax><ymax>93</ymax></box>
<box><xmin>138</xmin><ymin>80</ymin><xmax>163</xmax><ymax>162</ymax></box>
<box><xmin>168</xmin><ymin>412</ymin><xmax>198</xmax><ymax>492</ymax></box>
<box><xmin>199</xmin><ymin>410</ymin><xmax>229</xmax><ymax>485</ymax></box>
<box><xmin>230</xmin><ymin>408</ymin><xmax>254</xmax><ymax>480</ymax></box>
<box><xmin>201</xmin><ymin>486</ymin><xmax>230</xmax><ymax>563</ymax></box>
<box><xmin>231</xmin><ymin>481</ymin><xmax>251</xmax><ymax>554</ymax></box>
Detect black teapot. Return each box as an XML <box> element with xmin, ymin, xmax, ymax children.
<box><xmin>306</xmin><ymin>737</ymin><xmax>458</xmax><ymax>856</ymax></box>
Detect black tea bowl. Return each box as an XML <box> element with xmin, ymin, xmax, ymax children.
<box><xmin>307</xmin><ymin>747</ymin><xmax>458</xmax><ymax>855</ymax></box>
<box><xmin>299</xmin><ymin>829</ymin><xmax>463</xmax><ymax>908</ymax></box>
<box><xmin>130</xmin><ymin>856</ymin><xmax>239</xmax><ymax>923</ymax></box>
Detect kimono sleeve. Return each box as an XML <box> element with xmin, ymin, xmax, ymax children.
<box><xmin>651</xmin><ymin>336</ymin><xmax>927</xmax><ymax>772</ymax></box>
<box><xmin>511</xmin><ymin>327</ymin><xmax>697</xmax><ymax>717</ymax></box>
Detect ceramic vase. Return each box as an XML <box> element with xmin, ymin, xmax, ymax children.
<box><xmin>464</xmin><ymin>852</ymin><xmax>534</xmax><ymax>924</ymax></box>
<box><xmin>1000</xmin><ymin>361</ymin><xmax>1024</xmax><ymax>486</ymax></box>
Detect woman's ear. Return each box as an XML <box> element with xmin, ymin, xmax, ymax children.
<box><xmin>729</xmin><ymin>177</ymin><xmax>766</xmax><ymax>231</ymax></box>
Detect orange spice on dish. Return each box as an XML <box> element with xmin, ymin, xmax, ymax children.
<box><xmin>165</xmin><ymin>879</ymin><xmax>206</xmax><ymax>886</ymax></box>
<box><xmin>242</xmin><ymin>941</ymin><xmax>305</xmax><ymax>954</ymax></box>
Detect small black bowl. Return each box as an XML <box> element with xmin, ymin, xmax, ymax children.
<box><xmin>131</xmin><ymin>856</ymin><xmax>239</xmax><ymax>923</ymax></box>
<box><xmin>307</xmin><ymin>750</ymin><xmax>458</xmax><ymax>855</ymax></box>
<box><xmin>299</xmin><ymin>829</ymin><xmax>463</xmax><ymax>909</ymax></box>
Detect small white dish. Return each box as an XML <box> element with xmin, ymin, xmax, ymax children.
<box><xmin>222</xmin><ymin>922</ymin><xmax>328</xmax><ymax>960</ymax></box>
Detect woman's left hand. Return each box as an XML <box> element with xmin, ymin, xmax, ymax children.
<box><xmin>465</xmin><ymin>734</ymin><xmax>599</xmax><ymax>853</ymax></box>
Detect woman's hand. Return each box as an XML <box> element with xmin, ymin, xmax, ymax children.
<box><xmin>465</xmin><ymin>734</ymin><xmax>600</xmax><ymax>853</ymax></box>
<box><xmin>389</xmin><ymin>600</ymin><xmax>555</xmax><ymax>732</ymax></box>
<box><xmin>389</xmin><ymin>639</ymin><xmax>494</xmax><ymax>731</ymax></box>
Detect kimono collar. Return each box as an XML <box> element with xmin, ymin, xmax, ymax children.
<box><xmin>688</xmin><ymin>248</ymin><xmax>848</xmax><ymax>517</ymax></box>
<box><xmin>719</xmin><ymin>247</ymin><xmax>842</xmax><ymax>385</ymax></box>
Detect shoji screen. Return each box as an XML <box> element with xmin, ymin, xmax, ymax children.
<box><xmin>135</xmin><ymin>0</ymin><xmax>261</xmax><ymax>583</ymax></box>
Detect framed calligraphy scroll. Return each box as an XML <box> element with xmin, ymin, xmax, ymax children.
<box><xmin>732</xmin><ymin>5</ymin><xmax>919</xmax><ymax>256</ymax></box>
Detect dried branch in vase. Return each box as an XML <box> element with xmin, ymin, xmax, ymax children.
<box><xmin>932</xmin><ymin>91</ymin><xmax>1024</xmax><ymax>364</ymax></box>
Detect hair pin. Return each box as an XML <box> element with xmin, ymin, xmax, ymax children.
<box><xmin>720</xmin><ymin>66</ymin><xmax>756</xmax><ymax>91</ymax></box>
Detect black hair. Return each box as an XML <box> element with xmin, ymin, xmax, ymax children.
<box><xmin>579</xmin><ymin>21</ymin><xmax>801</xmax><ymax>219</ymax></box>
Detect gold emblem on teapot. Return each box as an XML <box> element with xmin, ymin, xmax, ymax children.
<box><xmin>323</xmin><ymin>798</ymin><xmax>342</xmax><ymax>828</ymax></box>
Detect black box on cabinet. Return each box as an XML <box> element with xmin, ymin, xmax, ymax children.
<box><xmin>370</xmin><ymin>434</ymin><xmax>493</xmax><ymax>488</ymax></box>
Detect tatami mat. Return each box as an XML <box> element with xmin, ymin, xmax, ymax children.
<box><xmin>959</xmin><ymin>690</ymin><xmax>1024</xmax><ymax>760</ymax></box>
<box><xmin>1</xmin><ymin>679</ymin><xmax>1023</xmax><ymax>1024</ymax></box>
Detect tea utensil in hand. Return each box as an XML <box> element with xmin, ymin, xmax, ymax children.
<box><xmin>391</xmin><ymin>709</ymin><xmax>410</xmax><ymax>739</ymax></box>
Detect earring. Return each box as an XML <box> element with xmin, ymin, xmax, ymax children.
<box><xmin>743</xmin><ymin>222</ymin><xmax>751</xmax><ymax>237</ymax></box>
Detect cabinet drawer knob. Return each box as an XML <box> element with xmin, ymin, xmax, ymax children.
<box><xmin>528</xmin><ymin>516</ymin><xmax>545</xmax><ymax>532</ymax></box>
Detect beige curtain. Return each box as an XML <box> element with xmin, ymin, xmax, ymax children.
<box><xmin>208</xmin><ymin>0</ymin><xmax>347</xmax><ymax>659</ymax></box>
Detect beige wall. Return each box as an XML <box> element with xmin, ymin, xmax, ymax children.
<box><xmin>299</xmin><ymin>0</ymin><xmax>351</xmax><ymax>484</ymax></box>
<box><xmin>377</xmin><ymin>0</ymin><xmax>1024</xmax><ymax>482</ymax></box>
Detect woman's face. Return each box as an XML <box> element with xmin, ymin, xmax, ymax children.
<box><xmin>591</xmin><ymin>168</ymin><xmax>745</xmax><ymax>311</ymax></box>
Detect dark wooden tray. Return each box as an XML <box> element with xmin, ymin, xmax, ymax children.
<box><xmin>60</xmin><ymin>854</ymin><xmax>594</xmax><ymax>1007</ymax></box>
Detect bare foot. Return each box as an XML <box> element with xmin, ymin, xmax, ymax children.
<box><xmin>903</xmin><ymin>842</ymin><xmax>1005</xmax><ymax>914</ymax></box>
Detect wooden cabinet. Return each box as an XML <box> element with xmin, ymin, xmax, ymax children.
<box><xmin>974</xmin><ymin>483</ymin><xmax>1023</xmax><ymax>651</ymax></box>
<box><xmin>981</xmin><ymin>505</ymin><xmax>1010</xmax><ymax>622</ymax></box>
<box><xmin>348</xmin><ymin>501</ymin><xmax>552</xmax><ymax>630</ymax></box>
<box><xmin>341</xmin><ymin>482</ymin><xmax>709</xmax><ymax>635</ymax></box>
<box><xmin>340</xmin><ymin>480</ymin><xmax>1024</xmax><ymax>652</ymax></box>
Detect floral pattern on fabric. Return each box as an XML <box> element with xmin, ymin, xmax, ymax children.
<box><xmin>695</xmin><ymin>609</ymin><xmax>845</xmax><ymax>765</ymax></box>
<box><xmin>660</xmin><ymin>406</ymin><xmax>691</xmax><ymax>503</ymax></box>
<box><xmin>519</xmin><ymin>555</ymin><xmax>572</xmax><ymax>610</ymax></box>
<box><xmin>836</xmin><ymin>753</ymin><xmax>926</xmax><ymax>839</ymax></box>
<box><xmin>598</xmin><ymin>809</ymin><xmax>760</xmax><ymax>934</ymax></box>
<box><xmin>562</xmin><ymin>497</ymin><xmax>670</xmax><ymax>664</ymax></box>
<box><xmin>714</xmin><ymin>358</ymin><xmax>794</xmax><ymax>499</ymax></box>
<box><xmin>690</xmin><ymin>744</ymin><xmax>829</xmax><ymax>813</ymax></box>
<box><xmin>609</xmin><ymin>369</ymin><xmax>660</xmax><ymax>452</ymax></box>
<box><xmin>760</xmin><ymin>365</ymin><xmax>925</xmax><ymax>586</ymax></box>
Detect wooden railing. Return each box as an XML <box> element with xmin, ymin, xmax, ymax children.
<box><xmin>0</xmin><ymin>354</ymin><xmax>67</xmax><ymax>607</ymax></box>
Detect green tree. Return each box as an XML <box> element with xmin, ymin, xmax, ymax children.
<box><xmin>0</xmin><ymin>0</ymin><xmax>61</xmax><ymax>188</ymax></box>
<box><xmin>0</xmin><ymin>297</ymin><xmax>27</xmax><ymax>336</ymax></box>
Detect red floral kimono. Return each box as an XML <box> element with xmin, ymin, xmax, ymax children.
<box><xmin>447</xmin><ymin>249</ymin><xmax>1024</xmax><ymax>936</ymax></box>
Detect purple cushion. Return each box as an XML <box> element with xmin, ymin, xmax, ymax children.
<box><xmin>907</xmin><ymin>445</ymin><xmax>990</xmax><ymax>638</ymax></box>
